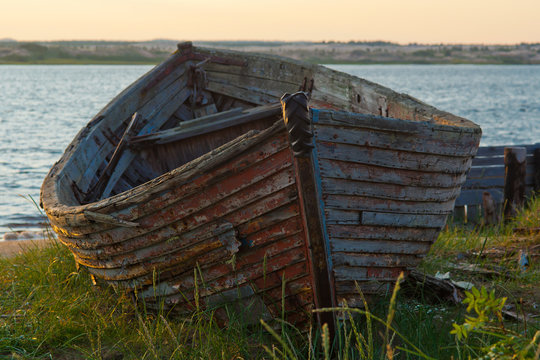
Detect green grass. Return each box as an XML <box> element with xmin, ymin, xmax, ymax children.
<box><xmin>1</xmin><ymin>199</ymin><xmax>539</xmax><ymax>359</ymax></box>
<box><xmin>0</xmin><ymin>239</ymin><xmax>272</xmax><ymax>359</ymax></box>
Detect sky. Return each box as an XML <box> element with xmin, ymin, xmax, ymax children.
<box><xmin>1</xmin><ymin>0</ymin><xmax>539</xmax><ymax>44</ymax></box>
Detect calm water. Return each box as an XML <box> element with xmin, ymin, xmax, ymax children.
<box><xmin>1</xmin><ymin>64</ymin><xmax>539</xmax><ymax>235</ymax></box>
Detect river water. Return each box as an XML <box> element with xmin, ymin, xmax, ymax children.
<box><xmin>1</xmin><ymin>64</ymin><xmax>539</xmax><ymax>236</ymax></box>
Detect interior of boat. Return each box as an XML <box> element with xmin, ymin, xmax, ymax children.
<box><xmin>74</xmin><ymin>61</ymin><xmax>294</xmax><ymax>205</ymax></box>
<box><xmin>55</xmin><ymin>43</ymin><xmax>474</xmax><ymax>207</ymax></box>
<box><xmin>82</xmin><ymin>88</ymin><xmax>282</xmax><ymax>204</ymax></box>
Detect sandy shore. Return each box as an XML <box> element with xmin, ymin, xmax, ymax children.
<box><xmin>0</xmin><ymin>238</ymin><xmax>53</xmax><ymax>258</ymax></box>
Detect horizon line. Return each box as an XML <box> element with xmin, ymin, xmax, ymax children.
<box><xmin>2</xmin><ymin>38</ymin><xmax>540</xmax><ymax>46</ymax></box>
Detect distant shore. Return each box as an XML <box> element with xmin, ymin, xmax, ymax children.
<box><xmin>1</xmin><ymin>40</ymin><xmax>540</xmax><ymax>65</ymax></box>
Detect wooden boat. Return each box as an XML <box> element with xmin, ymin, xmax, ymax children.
<box><xmin>41</xmin><ymin>42</ymin><xmax>481</xmax><ymax>328</ymax></box>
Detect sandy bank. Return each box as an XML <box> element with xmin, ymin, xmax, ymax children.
<box><xmin>0</xmin><ymin>238</ymin><xmax>53</xmax><ymax>258</ymax></box>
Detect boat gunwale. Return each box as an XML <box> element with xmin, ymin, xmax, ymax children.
<box><xmin>41</xmin><ymin>119</ymin><xmax>287</xmax><ymax>219</ymax></box>
<box><xmin>195</xmin><ymin>45</ymin><xmax>481</xmax><ymax>131</ymax></box>
<box><xmin>41</xmin><ymin>44</ymin><xmax>481</xmax><ymax>225</ymax></box>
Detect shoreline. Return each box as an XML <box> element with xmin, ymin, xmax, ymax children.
<box><xmin>2</xmin><ymin>40</ymin><xmax>540</xmax><ymax>65</ymax></box>
<box><xmin>0</xmin><ymin>237</ymin><xmax>53</xmax><ymax>258</ymax></box>
<box><xmin>2</xmin><ymin>61</ymin><xmax>540</xmax><ymax>66</ymax></box>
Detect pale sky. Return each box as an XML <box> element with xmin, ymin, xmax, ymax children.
<box><xmin>1</xmin><ymin>0</ymin><xmax>539</xmax><ymax>44</ymax></box>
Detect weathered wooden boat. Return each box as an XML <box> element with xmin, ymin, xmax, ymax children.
<box><xmin>41</xmin><ymin>42</ymin><xmax>481</xmax><ymax>328</ymax></box>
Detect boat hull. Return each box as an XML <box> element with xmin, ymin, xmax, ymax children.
<box><xmin>40</xmin><ymin>43</ymin><xmax>481</xmax><ymax>327</ymax></box>
<box><xmin>46</xmin><ymin>122</ymin><xmax>319</xmax><ymax>326</ymax></box>
<box><xmin>310</xmin><ymin>109</ymin><xmax>480</xmax><ymax>306</ymax></box>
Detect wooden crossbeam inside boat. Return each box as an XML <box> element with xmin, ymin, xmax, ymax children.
<box><xmin>129</xmin><ymin>102</ymin><xmax>282</xmax><ymax>146</ymax></box>
<box><xmin>83</xmin><ymin>112</ymin><xmax>143</xmax><ymax>203</ymax></box>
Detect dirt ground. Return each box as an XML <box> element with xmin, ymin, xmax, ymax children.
<box><xmin>0</xmin><ymin>238</ymin><xmax>53</xmax><ymax>258</ymax></box>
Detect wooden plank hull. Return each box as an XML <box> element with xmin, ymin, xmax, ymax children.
<box><xmin>46</xmin><ymin>123</ymin><xmax>316</xmax><ymax>325</ymax></box>
<box><xmin>41</xmin><ymin>43</ymin><xmax>481</xmax><ymax>327</ymax></box>
<box><xmin>310</xmin><ymin>109</ymin><xmax>481</xmax><ymax>306</ymax></box>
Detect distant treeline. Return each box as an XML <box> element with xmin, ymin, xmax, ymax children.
<box><xmin>1</xmin><ymin>39</ymin><xmax>539</xmax><ymax>64</ymax></box>
<box><xmin>0</xmin><ymin>41</ymin><xmax>170</xmax><ymax>64</ymax></box>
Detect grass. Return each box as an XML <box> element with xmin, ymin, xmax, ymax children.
<box><xmin>1</xmin><ymin>198</ymin><xmax>539</xmax><ymax>359</ymax></box>
<box><xmin>424</xmin><ymin>196</ymin><xmax>540</xmax><ymax>314</ymax></box>
<box><xmin>0</xmin><ymin>239</ymin><xmax>271</xmax><ymax>359</ymax></box>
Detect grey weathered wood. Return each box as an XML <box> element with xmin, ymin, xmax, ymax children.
<box><xmin>129</xmin><ymin>103</ymin><xmax>281</xmax><ymax>147</ymax></box>
<box><xmin>321</xmin><ymin>177</ymin><xmax>461</xmax><ymax>202</ymax></box>
<box><xmin>455</xmin><ymin>189</ymin><xmax>504</xmax><ymax>207</ymax></box>
<box><xmin>319</xmin><ymin>158</ymin><xmax>467</xmax><ymax>188</ymax></box>
<box><xmin>526</xmin><ymin>165</ymin><xmax>536</xmax><ymax>185</ymax></box>
<box><xmin>173</xmin><ymin>103</ymin><xmax>194</xmax><ymax>121</ymax></box>
<box><xmin>333</xmin><ymin>266</ymin><xmax>420</xmax><ymax>282</ymax></box>
<box><xmin>467</xmin><ymin>204</ymin><xmax>481</xmax><ymax>223</ymax></box>
<box><xmin>404</xmin><ymin>269</ymin><xmax>463</xmax><ymax>304</ymax></box>
<box><xmin>206</xmin><ymin>71</ymin><xmax>299</xmax><ymax>99</ymax></box>
<box><xmin>181</xmin><ymin>107</ymin><xmax>242</xmax><ymax>127</ymax></box>
<box><xmin>476</xmin><ymin>143</ymin><xmax>539</xmax><ymax>157</ymax></box>
<box><xmin>47</xmin><ymin>122</ymin><xmax>289</xmax><ymax>237</ymax></box>
<box><xmin>332</xmin><ymin>253</ymin><xmax>421</xmax><ymax>268</ymax></box>
<box><xmin>467</xmin><ymin>166</ymin><xmax>505</xmax><ymax>179</ymax></box>
<box><xmin>327</xmin><ymin>224</ymin><xmax>440</xmax><ymax>242</ymax></box>
<box><xmin>471</xmin><ymin>157</ymin><xmax>505</xmax><ymax>167</ymax></box>
<box><xmin>482</xmin><ymin>191</ymin><xmax>497</xmax><ymax>225</ymax></box>
<box><xmin>335</xmin><ymin>280</ymin><xmax>405</xmax><ymax>295</ymax></box>
<box><xmin>455</xmin><ymin>143</ymin><xmax>538</xmax><ymax>209</ymax></box>
<box><xmin>206</xmin><ymin>79</ymin><xmax>278</xmax><ymax>105</ymax></box>
<box><xmin>325</xmin><ymin>210</ymin><xmax>448</xmax><ymax>228</ymax></box>
<box><xmin>315</xmin><ymin>123</ymin><xmax>478</xmax><ymax>157</ymax></box>
<box><xmin>318</xmin><ymin>110</ymin><xmax>480</xmax><ymax>138</ymax></box>
<box><xmin>504</xmin><ymin>147</ymin><xmax>527</xmax><ymax>218</ymax></box>
<box><xmin>71</xmin><ymin>62</ymin><xmax>189</xmax><ymax>188</ymax></box>
<box><xmin>466</xmin><ymin>165</ymin><xmax>534</xmax><ymax>182</ymax></box>
<box><xmin>463</xmin><ymin>177</ymin><xmax>505</xmax><ymax>189</ymax></box>
<box><xmin>198</xmin><ymin>45</ymin><xmax>479</xmax><ymax>132</ymax></box>
<box><xmin>84</xmin><ymin>112</ymin><xmax>143</xmax><ymax>202</ymax></box>
<box><xmin>534</xmin><ymin>148</ymin><xmax>540</xmax><ymax>191</ymax></box>
<box><xmin>100</xmin><ymin>88</ymin><xmax>192</xmax><ymax>198</ymax></box>
<box><xmin>83</xmin><ymin>210</ymin><xmax>139</xmax><ymax>227</ymax></box>
<box><xmin>330</xmin><ymin>239</ymin><xmax>431</xmax><ymax>254</ymax></box>
<box><xmin>316</xmin><ymin>141</ymin><xmax>473</xmax><ymax>174</ymax></box>
<box><xmin>324</xmin><ymin>194</ymin><xmax>456</xmax><ymax>214</ymax></box>
<box><xmin>78</xmin><ymin>79</ymin><xmax>191</xmax><ymax>192</ymax></box>
<box><xmin>475</xmin><ymin>145</ymin><xmax>507</xmax><ymax>157</ymax></box>
<box><xmin>133</xmin><ymin>106</ymin><xmax>243</xmax><ymax>145</ymax></box>
<box><xmin>193</xmin><ymin>103</ymin><xmax>218</xmax><ymax>119</ymax></box>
